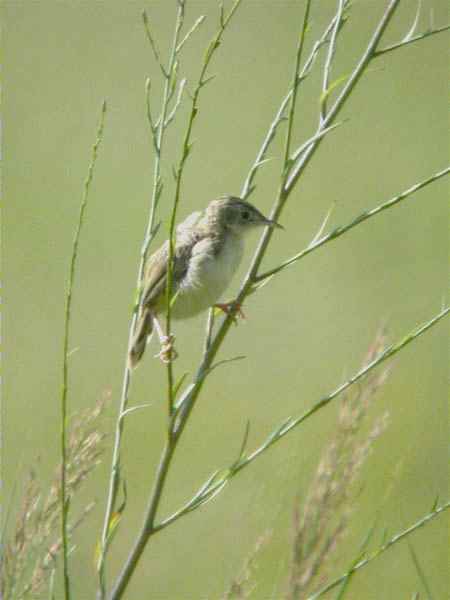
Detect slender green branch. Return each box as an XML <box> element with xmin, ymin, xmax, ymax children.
<box><xmin>164</xmin><ymin>77</ymin><xmax>187</xmax><ymax>127</ymax></box>
<box><xmin>97</xmin><ymin>4</ymin><xmax>185</xmax><ymax>596</ymax></box>
<box><xmin>255</xmin><ymin>166</ymin><xmax>450</xmax><ymax>283</ymax></box>
<box><xmin>176</xmin><ymin>14</ymin><xmax>206</xmax><ymax>54</ymax></box>
<box><xmin>407</xmin><ymin>540</ymin><xmax>435</xmax><ymax>600</ymax></box>
<box><xmin>375</xmin><ymin>23</ymin><xmax>450</xmax><ymax>56</ymax></box>
<box><xmin>320</xmin><ymin>0</ymin><xmax>345</xmax><ymax>123</ymax></box>
<box><xmin>145</xmin><ymin>78</ymin><xmax>159</xmax><ymax>152</ymax></box>
<box><xmin>233</xmin><ymin>307</ymin><xmax>449</xmax><ymax>473</ymax></box>
<box><xmin>60</xmin><ymin>100</ymin><xmax>107</xmax><ymax>600</ymax></box>
<box><xmin>142</xmin><ymin>9</ymin><xmax>168</xmax><ymax>78</ymax></box>
<box><xmin>283</xmin><ymin>0</ymin><xmax>312</xmax><ymax>164</ymax></box>
<box><xmin>334</xmin><ymin>519</ymin><xmax>378</xmax><ymax>600</ymax></box>
<box><xmin>241</xmin><ymin>2</ymin><xmax>350</xmax><ymax>199</ymax></box>
<box><xmin>152</xmin><ymin>307</ymin><xmax>449</xmax><ymax>532</ymax></box>
<box><xmin>309</xmin><ymin>500</ymin><xmax>450</xmax><ymax>599</ymax></box>
<box><xmin>285</xmin><ymin>0</ymin><xmax>401</xmax><ymax>194</ymax></box>
<box><xmin>290</xmin><ymin>121</ymin><xmax>345</xmax><ymax>164</ymax></box>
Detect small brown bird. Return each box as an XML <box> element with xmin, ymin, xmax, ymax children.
<box><xmin>129</xmin><ymin>196</ymin><xmax>282</xmax><ymax>367</ymax></box>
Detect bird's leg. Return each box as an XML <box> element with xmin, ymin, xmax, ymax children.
<box><xmin>214</xmin><ymin>300</ymin><xmax>246</xmax><ymax>323</ymax></box>
<box><xmin>152</xmin><ymin>315</ymin><xmax>178</xmax><ymax>363</ymax></box>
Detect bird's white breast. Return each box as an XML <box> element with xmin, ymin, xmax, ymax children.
<box><xmin>172</xmin><ymin>233</ymin><xmax>244</xmax><ymax>319</ymax></box>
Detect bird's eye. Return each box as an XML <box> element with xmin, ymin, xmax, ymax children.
<box><xmin>241</xmin><ymin>210</ymin><xmax>250</xmax><ymax>220</ymax></box>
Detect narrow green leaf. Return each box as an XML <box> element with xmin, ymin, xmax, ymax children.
<box><xmin>319</xmin><ymin>72</ymin><xmax>350</xmax><ymax>105</ymax></box>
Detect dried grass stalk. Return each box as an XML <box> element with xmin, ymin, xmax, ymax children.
<box><xmin>287</xmin><ymin>331</ymin><xmax>390</xmax><ymax>599</ymax></box>
<box><xmin>1</xmin><ymin>394</ymin><xmax>108</xmax><ymax>599</ymax></box>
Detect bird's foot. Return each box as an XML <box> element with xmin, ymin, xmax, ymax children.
<box><xmin>155</xmin><ymin>334</ymin><xmax>178</xmax><ymax>363</ymax></box>
<box><xmin>214</xmin><ymin>301</ymin><xmax>246</xmax><ymax>323</ymax></box>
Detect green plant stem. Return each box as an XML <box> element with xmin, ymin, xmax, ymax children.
<box><xmin>407</xmin><ymin>540</ymin><xmax>435</xmax><ymax>600</ymax></box>
<box><xmin>232</xmin><ymin>307</ymin><xmax>449</xmax><ymax>473</ymax></box>
<box><xmin>152</xmin><ymin>306</ymin><xmax>449</xmax><ymax>531</ymax></box>
<box><xmin>375</xmin><ymin>23</ymin><xmax>450</xmax><ymax>56</ymax></box>
<box><xmin>285</xmin><ymin>0</ymin><xmax>401</xmax><ymax>194</ymax></box>
<box><xmin>241</xmin><ymin>2</ymin><xmax>447</xmax><ymax>200</ymax></box>
<box><xmin>60</xmin><ymin>100</ymin><xmax>107</xmax><ymax>600</ymax></box>
<box><xmin>254</xmin><ymin>166</ymin><xmax>450</xmax><ymax>283</ymax></box>
<box><xmin>283</xmin><ymin>0</ymin><xmax>312</xmax><ymax>163</ymax></box>
<box><xmin>241</xmin><ymin>2</ymin><xmax>349</xmax><ymax>199</ymax></box>
<box><xmin>309</xmin><ymin>501</ymin><xmax>450</xmax><ymax>599</ymax></box>
<box><xmin>96</xmin><ymin>5</ymin><xmax>184</xmax><ymax>597</ymax></box>
<box><xmin>320</xmin><ymin>0</ymin><xmax>345</xmax><ymax>123</ymax></box>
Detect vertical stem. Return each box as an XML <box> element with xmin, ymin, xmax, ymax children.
<box><xmin>283</xmin><ymin>0</ymin><xmax>312</xmax><ymax>164</ymax></box>
<box><xmin>97</xmin><ymin>5</ymin><xmax>184</xmax><ymax>597</ymax></box>
<box><xmin>109</xmin><ymin>439</ymin><xmax>177</xmax><ymax>600</ymax></box>
<box><xmin>60</xmin><ymin>101</ymin><xmax>107</xmax><ymax>600</ymax></box>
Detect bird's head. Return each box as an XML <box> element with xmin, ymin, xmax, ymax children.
<box><xmin>206</xmin><ymin>196</ymin><xmax>283</xmax><ymax>234</ymax></box>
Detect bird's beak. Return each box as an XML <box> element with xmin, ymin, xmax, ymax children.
<box><xmin>264</xmin><ymin>218</ymin><xmax>284</xmax><ymax>230</ymax></box>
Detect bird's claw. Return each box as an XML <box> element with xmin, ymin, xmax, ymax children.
<box><xmin>214</xmin><ymin>301</ymin><xmax>246</xmax><ymax>323</ymax></box>
<box><xmin>155</xmin><ymin>334</ymin><xmax>178</xmax><ymax>363</ymax></box>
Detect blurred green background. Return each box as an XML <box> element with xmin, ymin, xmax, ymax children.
<box><xmin>4</xmin><ymin>1</ymin><xmax>448</xmax><ymax>598</ymax></box>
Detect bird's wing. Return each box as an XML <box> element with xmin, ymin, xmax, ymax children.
<box><xmin>177</xmin><ymin>210</ymin><xmax>202</xmax><ymax>232</ymax></box>
<box><xmin>140</xmin><ymin>210</ymin><xmax>205</xmax><ymax>309</ymax></box>
<box><xmin>140</xmin><ymin>242</ymin><xmax>169</xmax><ymax>308</ymax></box>
<box><xmin>141</xmin><ymin>238</ymin><xmax>195</xmax><ymax>309</ymax></box>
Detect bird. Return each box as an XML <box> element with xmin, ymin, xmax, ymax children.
<box><xmin>129</xmin><ymin>195</ymin><xmax>282</xmax><ymax>367</ymax></box>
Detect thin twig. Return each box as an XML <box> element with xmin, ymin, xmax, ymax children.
<box><xmin>145</xmin><ymin>78</ymin><xmax>158</xmax><ymax>152</ymax></box>
<box><xmin>176</xmin><ymin>15</ymin><xmax>206</xmax><ymax>54</ymax></box>
<box><xmin>142</xmin><ymin>10</ymin><xmax>168</xmax><ymax>78</ymax></box>
<box><xmin>283</xmin><ymin>0</ymin><xmax>312</xmax><ymax>163</ymax></box>
<box><xmin>375</xmin><ymin>23</ymin><xmax>450</xmax><ymax>56</ymax></box>
<box><xmin>152</xmin><ymin>307</ymin><xmax>448</xmax><ymax>532</ymax></box>
<box><xmin>255</xmin><ymin>166</ymin><xmax>450</xmax><ymax>283</ymax></box>
<box><xmin>320</xmin><ymin>0</ymin><xmax>345</xmax><ymax>123</ymax></box>
<box><xmin>164</xmin><ymin>78</ymin><xmax>187</xmax><ymax>127</ymax></box>
<box><xmin>407</xmin><ymin>540</ymin><xmax>435</xmax><ymax>600</ymax></box>
<box><xmin>60</xmin><ymin>100</ymin><xmax>107</xmax><ymax>600</ymax></box>
<box><xmin>290</xmin><ymin>121</ymin><xmax>344</xmax><ymax>164</ymax></box>
<box><xmin>309</xmin><ymin>501</ymin><xmax>450</xmax><ymax>599</ymax></box>
<box><xmin>241</xmin><ymin>2</ymin><xmax>350</xmax><ymax>199</ymax></box>
<box><xmin>285</xmin><ymin>0</ymin><xmax>401</xmax><ymax>194</ymax></box>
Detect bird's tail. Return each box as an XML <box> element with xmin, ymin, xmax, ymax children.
<box><xmin>128</xmin><ymin>309</ymin><xmax>153</xmax><ymax>368</ymax></box>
